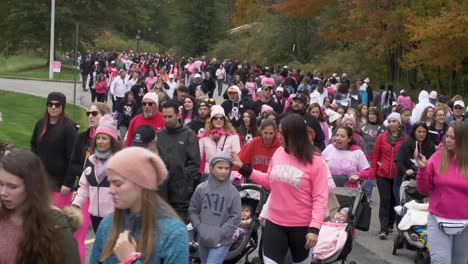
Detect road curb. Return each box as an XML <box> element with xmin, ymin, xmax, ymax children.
<box><xmin>0</xmin><ymin>75</ymin><xmax>76</xmax><ymax>83</ymax></box>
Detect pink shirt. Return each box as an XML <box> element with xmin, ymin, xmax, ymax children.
<box><xmin>417</xmin><ymin>151</ymin><xmax>468</xmax><ymax>219</ymax></box>
<box><xmin>0</xmin><ymin>218</ymin><xmax>20</xmax><ymax>263</ymax></box>
<box><xmin>145</xmin><ymin>76</ymin><xmax>158</xmax><ymax>91</ymax></box>
<box><xmin>250</xmin><ymin>147</ymin><xmax>329</xmax><ymax>229</ymax></box>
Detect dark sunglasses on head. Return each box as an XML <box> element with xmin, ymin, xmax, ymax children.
<box><xmin>142</xmin><ymin>102</ymin><xmax>155</xmax><ymax>107</ymax></box>
<box><xmin>204</xmin><ymin>98</ymin><xmax>215</xmax><ymax>103</ymax></box>
<box><xmin>47</xmin><ymin>102</ymin><xmax>62</xmax><ymax>108</ymax></box>
<box><xmin>212</xmin><ymin>116</ymin><xmax>224</xmax><ymax>121</ymax></box>
<box><xmin>86</xmin><ymin>111</ymin><xmax>99</xmax><ymax>117</ymax></box>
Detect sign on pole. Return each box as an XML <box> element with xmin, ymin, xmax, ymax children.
<box><xmin>52</xmin><ymin>61</ymin><xmax>61</xmax><ymax>73</ymax></box>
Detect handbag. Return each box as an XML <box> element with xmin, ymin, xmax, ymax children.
<box><xmin>355</xmin><ymin>194</ymin><xmax>372</xmax><ymax>231</ymax></box>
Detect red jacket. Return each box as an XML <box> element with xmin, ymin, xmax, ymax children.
<box><xmin>124</xmin><ymin>112</ymin><xmax>164</xmax><ymax>147</ymax></box>
<box><xmin>371</xmin><ymin>131</ymin><xmax>405</xmax><ymax>180</ymax></box>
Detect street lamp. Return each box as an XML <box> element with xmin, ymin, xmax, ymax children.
<box><xmin>136</xmin><ymin>30</ymin><xmax>141</xmax><ymax>54</ymax></box>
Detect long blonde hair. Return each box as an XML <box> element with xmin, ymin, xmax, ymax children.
<box><xmin>439</xmin><ymin>121</ymin><xmax>468</xmax><ymax>177</ymax></box>
<box><xmin>204</xmin><ymin>116</ymin><xmax>236</xmax><ymax>136</ymax></box>
<box><xmin>100</xmin><ymin>191</ymin><xmax>178</xmax><ymax>264</ymax></box>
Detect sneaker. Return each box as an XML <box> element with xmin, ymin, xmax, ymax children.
<box><xmin>388</xmin><ymin>227</ymin><xmax>394</xmax><ymax>234</ymax></box>
<box><xmin>379</xmin><ymin>232</ymin><xmax>388</xmax><ymax>240</ymax></box>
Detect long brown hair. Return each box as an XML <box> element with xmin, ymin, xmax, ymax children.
<box><xmin>0</xmin><ymin>150</ymin><xmax>63</xmax><ymax>263</ymax></box>
<box><xmin>100</xmin><ymin>191</ymin><xmax>179</xmax><ymax>264</ymax></box>
<box><xmin>439</xmin><ymin>121</ymin><xmax>468</xmax><ymax>177</ymax></box>
<box><xmin>90</xmin><ymin>135</ymin><xmax>123</xmax><ymax>153</ymax></box>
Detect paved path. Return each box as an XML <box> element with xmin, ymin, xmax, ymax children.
<box><xmin>0</xmin><ymin>78</ymin><xmax>417</xmax><ymax>264</ymax></box>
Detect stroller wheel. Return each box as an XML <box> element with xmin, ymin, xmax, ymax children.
<box><xmin>348</xmin><ymin>261</ymin><xmax>357</xmax><ymax>264</ymax></box>
<box><xmin>392</xmin><ymin>243</ymin><xmax>397</xmax><ymax>255</ymax></box>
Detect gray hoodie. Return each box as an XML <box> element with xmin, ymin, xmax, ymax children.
<box><xmin>188</xmin><ymin>152</ymin><xmax>242</xmax><ymax>247</ymax></box>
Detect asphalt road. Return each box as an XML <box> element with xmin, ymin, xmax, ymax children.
<box><xmin>0</xmin><ymin>78</ymin><xmax>418</xmax><ymax>263</ymax></box>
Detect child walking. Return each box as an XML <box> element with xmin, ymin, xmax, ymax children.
<box><xmin>189</xmin><ymin>152</ymin><xmax>242</xmax><ymax>264</ymax></box>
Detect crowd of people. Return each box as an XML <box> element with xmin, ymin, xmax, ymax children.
<box><xmin>0</xmin><ymin>50</ymin><xmax>468</xmax><ymax>264</ymax></box>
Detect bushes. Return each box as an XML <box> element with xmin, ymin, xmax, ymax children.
<box><xmin>92</xmin><ymin>31</ymin><xmax>162</xmax><ymax>53</ymax></box>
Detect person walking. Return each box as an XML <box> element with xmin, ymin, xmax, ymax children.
<box><xmin>0</xmin><ymin>150</ymin><xmax>80</xmax><ymax>264</ymax></box>
<box><xmin>371</xmin><ymin>113</ymin><xmax>405</xmax><ymax>239</ymax></box>
<box><xmin>156</xmin><ymin>101</ymin><xmax>201</xmax><ymax>222</ymax></box>
<box><xmin>90</xmin><ymin>147</ymin><xmax>189</xmax><ymax>264</ymax></box>
<box><xmin>189</xmin><ymin>152</ymin><xmax>242</xmax><ymax>264</ymax></box>
<box><xmin>416</xmin><ymin>121</ymin><xmax>468</xmax><ymax>263</ymax></box>
<box><xmin>72</xmin><ymin>115</ymin><xmax>122</xmax><ymax>232</ymax></box>
<box><xmin>232</xmin><ymin>113</ymin><xmax>329</xmax><ymax>263</ymax></box>
<box><xmin>31</xmin><ymin>92</ymin><xmax>77</xmax><ymax>209</ymax></box>
<box><xmin>69</xmin><ymin>102</ymin><xmax>111</xmax><ymax>263</ymax></box>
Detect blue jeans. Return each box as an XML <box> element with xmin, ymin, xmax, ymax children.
<box><xmin>198</xmin><ymin>244</ymin><xmax>230</xmax><ymax>264</ymax></box>
<box><xmin>364</xmin><ymin>180</ymin><xmax>374</xmax><ymax>201</ymax></box>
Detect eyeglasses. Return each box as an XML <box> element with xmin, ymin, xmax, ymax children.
<box><xmin>142</xmin><ymin>102</ymin><xmax>154</xmax><ymax>107</ymax></box>
<box><xmin>86</xmin><ymin>111</ymin><xmax>99</xmax><ymax>117</ymax></box>
<box><xmin>47</xmin><ymin>102</ymin><xmax>62</xmax><ymax>108</ymax></box>
<box><xmin>212</xmin><ymin>116</ymin><xmax>224</xmax><ymax>121</ymax></box>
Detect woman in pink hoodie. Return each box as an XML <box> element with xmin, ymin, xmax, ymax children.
<box><xmin>416</xmin><ymin>121</ymin><xmax>468</xmax><ymax>263</ymax></box>
<box><xmin>233</xmin><ymin>113</ymin><xmax>329</xmax><ymax>264</ymax></box>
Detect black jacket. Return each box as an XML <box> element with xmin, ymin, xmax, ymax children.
<box><xmin>80</xmin><ymin>61</ymin><xmax>91</xmax><ymax>75</ymax></box>
<box><xmin>156</xmin><ymin>125</ymin><xmax>201</xmax><ymax>222</ymax></box>
<box><xmin>280</xmin><ymin>111</ymin><xmax>326</xmax><ymax>151</ymax></box>
<box><xmin>251</xmin><ymin>98</ymin><xmax>281</xmax><ymax>116</ymax></box>
<box><xmin>31</xmin><ymin>117</ymin><xmax>78</xmax><ymax>190</ymax></box>
<box><xmin>117</xmin><ymin>101</ymin><xmax>139</xmax><ymax>128</ymax></box>
<box><xmin>188</xmin><ymin>117</ymin><xmax>207</xmax><ymax>136</ymax></box>
<box><xmin>395</xmin><ymin>139</ymin><xmax>435</xmax><ymax>186</ymax></box>
<box><xmin>188</xmin><ymin>82</ymin><xmax>207</xmax><ymax>98</ymax></box>
<box><xmin>69</xmin><ymin>129</ymin><xmax>92</xmax><ymax>189</ymax></box>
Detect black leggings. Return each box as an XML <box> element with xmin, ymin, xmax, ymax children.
<box><xmin>377</xmin><ymin>176</ymin><xmax>396</xmax><ymax>233</ymax></box>
<box><xmin>90</xmin><ymin>215</ymin><xmax>103</xmax><ymax>234</ymax></box>
<box><xmin>263</xmin><ymin>220</ymin><xmax>311</xmax><ymax>263</ymax></box>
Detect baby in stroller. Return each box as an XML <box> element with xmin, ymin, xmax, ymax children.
<box><xmin>232</xmin><ymin>204</ymin><xmax>253</xmax><ymax>243</ymax></box>
<box><xmin>393</xmin><ymin>180</ymin><xmax>430</xmax><ymax>263</ymax></box>
<box><xmin>312</xmin><ymin>208</ymin><xmax>351</xmax><ymax>261</ymax></box>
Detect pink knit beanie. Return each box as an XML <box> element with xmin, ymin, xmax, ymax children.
<box><xmin>106</xmin><ymin>147</ymin><xmax>167</xmax><ymax>191</ymax></box>
<box><xmin>95</xmin><ymin>114</ymin><xmax>118</xmax><ymax>140</ymax></box>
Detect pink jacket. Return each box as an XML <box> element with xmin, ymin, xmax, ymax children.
<box><xmin>250</xmin><ymin>147</ymin><xmax>329</xmax><ymax>230</ymax></box>
<box><xmin>199</xmin><ymin>134</ymin><xmax>241</xmax><ymax>174</ymax></box>
<box><xmin>417</xmin><ymin>151</ymin><xmax>468</xmax><ymax>219</ymax></box>
<box><xmin>397</xmin><ymin>95</ymin><xmax>414</xmax><ymax>110</ymax></box>
<box><xmin>313</xmin><ymin>222</ymin><xmax>348</xmax><ymax>260</ymax></box>
<box><xmin>73</xmin><ymin>154</ymin><xmax>114</xmax><ymax>217</ymax></box>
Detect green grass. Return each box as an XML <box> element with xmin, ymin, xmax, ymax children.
<box><xmin>0</xmin><ymin>90</ymin><xmax>87</xmax><ymax>150</ymax></box>
<box><xmin>0</xmin><ymin>55</ymin><xmax>76</xmax><ymax>81</ymax></box>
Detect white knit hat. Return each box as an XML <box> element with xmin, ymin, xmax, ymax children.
<box><xmin>210</xmin><ymin>105</ymin><xmax>226</xmax><ymax>118</ymax></box>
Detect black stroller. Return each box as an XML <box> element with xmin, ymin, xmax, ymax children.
<box><xmin>392</xmin><ymin>178</ymin><xmax>430</xmax><ymax>264</ymax></box>
<box><xmin>188</xmin><ymin>183</ymin><xmax>268</xmax><ymax>264</ymax></box>
<box><xmin>311</xmin><ymin>184</ymin><xmax>371</xmax><ymax>264</ymax></box>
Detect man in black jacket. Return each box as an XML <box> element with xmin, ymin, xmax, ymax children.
<box><xmin>156</xmin><ymin>100</ymin><xmax>201</xmax><ymax>223</ymax></box>
<box><xmin>251</xmin><ymin>85</ymin><xmax>281</xmax><ymax>116</ymax></box>
<box><xmin>188</xmin><ymin>101</ymin><xmax>210</xmax><ymax>135</ymax></box>
<box><xmin>288</xmin><ymin>94</ymin><xmax>326</xmax><ymax>151</ymax></box>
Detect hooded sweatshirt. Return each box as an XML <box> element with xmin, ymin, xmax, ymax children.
<box><xmin>221</xmin><ymin>85</ymin><xmax>252</xmax><ymax>128</ymax></box>
<box><xmin>410</xmin><ymin>91</ymin><xmax>433</xmax><ymax>124</ymax></box>
<box><xmin>247</xmin><ymin>147</ymin><xmax>329</xmax><ymax>233</ymax></box>
<box><xmin>188</xmin><ymin>153</ymin><xmax>242</xmax><ymax>247</ymax></box>
<box><xmin>238</xmin><ymin>134</ymin><xmax>281</xmax><ymax>173</ymax></box>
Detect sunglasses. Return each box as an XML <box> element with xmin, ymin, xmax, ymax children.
<box><xmin>86</xmin><ymin>111</ymin><xmax>99</xmax><ymax>117</ymax></box>
<box><xmin>47</xmin><ymin>102</ymin><xmax>62</xmax><ymax>108</ymax></box>
<box><xmin>454</xmin><ymin>106</ymin><xmax>464</xmax><ymax>110</ymax></box>
<box><xmin>204</xmin><ymin>98</ymin><xmax>215</xmax><ymax>103</ymax></box>
<box><xmin>142</xmin><ymin>102</ymin><xmax>155</xmax><ymax>107</ymax></box>
<box><xmin>212</xmin><ymin>116</ymin><xmax>224</xmax><ymax>121</ymax></box>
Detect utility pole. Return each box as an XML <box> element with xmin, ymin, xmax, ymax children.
<box><xmin>48</xmin><ymin>0</ymin><xmax>55</xmax><ymax>80</ymax></box>
<box><xmin>73</xmin><ymin>23</ymin><xmax>79</xmax><ymax>119</ymax></box>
